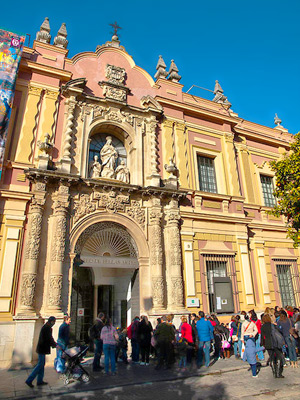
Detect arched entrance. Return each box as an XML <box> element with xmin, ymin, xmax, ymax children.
<box><xmin>70</xmin><ymin>218</ymin><xmax>145</xmax><ymax>341</ymax></box>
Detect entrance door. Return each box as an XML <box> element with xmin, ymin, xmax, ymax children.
<box><xmin>70</xmin><ymin>265</ymin><xmax>93</xmax><ymax>345</ymax></box>
<box><xmin>98</xmin><ymin>285</ymin><xmax>114</xmax><ymax>321</ymax></box>
<box><xmin>213</xmin><ymin>277</ymin><xmax>234</xmax><ymax>314</ymax></box>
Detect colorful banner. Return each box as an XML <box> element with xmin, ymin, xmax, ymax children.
<box><xmin>0</xmin><ymin>29</ymin><xmax>25</xmax><ymax>179</ymax></box>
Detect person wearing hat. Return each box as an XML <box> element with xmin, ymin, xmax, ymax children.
<box><xmin>25</xmin><ymin>316</ymin><xmax>57</xmax><ymax>388</ymax></box>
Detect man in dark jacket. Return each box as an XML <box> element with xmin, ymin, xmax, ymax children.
<box><xmin>90</xmin><ymin>312</ymin><xmax>105</xmax><ymax>371</ymax></box>
<box><xmin>25</xmin><ymin>316</ymin><xmax>57</xmax><ymax>388</ymax></box>
<box><xmin>154</xmin><ymin>315</ymin><xmax>175</xmax><ymax>369</ymax></box>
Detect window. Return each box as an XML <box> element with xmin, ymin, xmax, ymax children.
<box><xmin>276</xmin><ymin>263</ymin><xmax>295</xmax><ymax>307</ymax></box>
<box><xmin>197</xmin><ymin>156</ymin><xmax>217</xmax><ymax>193</ymax></box>
<box><xmin>260</xmin><ymin>175</ymin><xmax>275</xmax><ymax>207</ymax></box>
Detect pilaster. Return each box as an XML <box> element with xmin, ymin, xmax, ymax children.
<box><xmin>235</xmin><ymin>138</ymin><xmax>256</xmax><ymax>203</ymax></box>
<box><xmin>223</xmin><ymin>132</ymin><xmax>240</xmax><ymax>196</ymax></box>
<box><xmin>174</xmin><ymin>122</ymin><xmax>189</xmax><ymax>188</ymax></box>
<box><xmin>15</xmin><ymin>85</ymin><xmax>43</xmax><ymax>164</ymax></box>
<box><xmin>162</xmin><ymin>120</ymin><xmax>174</xmax><ymax>180</ymax></box>
<box><xmin>145</xmin><ymin>116</ymin><xmax>160</xmax><ymax>186</ymax></box>
<box><xmin>60</xmin><ymin>96</ymin><xmax>77</xmax><ymax>173</ymax></box>
<box><xmin>37</xmin><ymin>88</ymin><xmax>60</xmax><ymax>146</ymax></box>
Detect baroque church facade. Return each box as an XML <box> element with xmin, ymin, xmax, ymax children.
<box><xmin>0</xmin><ymin>19</ymin><xmax>299</xmax><ymax>365</ymax></box>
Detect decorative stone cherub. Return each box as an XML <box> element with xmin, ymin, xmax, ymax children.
<box><xmin>89</xmin><ymin>155</ymin><xmax>101</xmax><ymax>178</ymax></box>
<box><xmin>115</xmin><ymin>160</ymin><xmax>130</xmax><ymax>183</ymax></box>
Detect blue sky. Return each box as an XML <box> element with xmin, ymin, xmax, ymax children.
<box><xmin>3</xmin><ymin>1</ymin><xmax>300</xmax><ymax>133</ymax></box>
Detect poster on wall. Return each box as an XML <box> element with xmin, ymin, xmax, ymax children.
<box><xmin>0</xmin><ymin>28</ymin><xmax>25</xmax><ymax>179</ymax></box>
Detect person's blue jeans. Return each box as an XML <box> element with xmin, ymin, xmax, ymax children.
<box><xmin>285</xmin><ymin>337</ymin><xmax>297</xmax><ymax>362</ymax></box>
<box><xmin>238</xmin><ymin>339</ymin><xmax>243</xmax><ymax>357</ymax></box>
<box><xmin>93</xmin><ymin>339</ymin><xmax>103</xmax><ymax>370</ymax></box>
<box><xmin>250</xmin><ymin>363</ymin><xmax>256</xmax><ymax>376</ymax></box>
<box><xmin>197</xmin><ymin>340</ymin><xmax>211</xmax><ymax>367</ymax></box>
<box><xmin>256</xmin><ymin>334</ymin><xmax>264</xmax><ymax>361</ymax></box>
<box><xmin>233</xmin><ymin>341</ymin><xmax>239</xmax><ymax>356</ymax></box>
<box><xmin>26</xmin><ymin>354</ymin><xmax>45</xmax><ymax>384</ymax></box>
<box><xmin>179</xmin><ymin>356</ymin><xmax>187</xmax><ymax>368</ymax></box>
<box><xmin>131</xmin><ymin>339</ymin><xmax>139</xmax><ymax>362</ymax></box>
<box><xmin>103</xmin><ymin>344</ymin><xmax>116</xmax><ymax>373</ymax></box>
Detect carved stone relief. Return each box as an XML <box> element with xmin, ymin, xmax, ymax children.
<box><xmin>20</xmin><ymin>273</ymin><xmax>37</xmax><ymax>307</ymax></box>
<box><xmin>48</xmin><ymin>275</ymin><xmax>63</xmax><ymax>307</ymax></box>
<box><xmin>105</xmin><ymin>64</ymin><xmax>126</xmax><ymax>85</ymax></box>
<box><xmin>98</xmin><ymin>191</ymin><xmax>129</xmax><ymax>213</ymax></box>
<box><xmin>73</xmin><ymin>194</ymin><xmax>97</xmax><ymax>223</ymax></box>
<box><xmin>51</xmin><ymin>214</ymin><xmax>68</xmax><ymax>262</ymax></box>
<box><xmin>103</xmin><ymin>86</ymin><xmax>126</xmax><ymax>102</ymax></box>
<box><xmin>170</xmin><ymin>276</ymin><xmax>184</xmax><ymax>307</ymax></box>
<box><xmin>152</xmin><ymin>276</ymin><xmax>165</xmax><ymax>308</ymax></box>
<box><xmin>25</xmin><ymin>213</ymin><xmax>43</xmax><ymax>260</ymax></box>
<box><xmin>126</xmin><ymin>200</ymin><xmax>145</xmax><ymax>230</ymax></box>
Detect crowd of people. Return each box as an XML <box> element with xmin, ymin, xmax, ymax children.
<box><xmin>25</xmin><ymin>305</ymin><xmax>300</xmax><ymax>387</ymax></box>
<box><xmin>89</xmin><ymin>305</ymin><xmax>300</xmax><ymax>379</ymax></box>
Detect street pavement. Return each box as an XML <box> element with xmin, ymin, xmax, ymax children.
<box><xmin>1</xmin><ymin>356</ymin><xmax>300</xmax><ymax>400</ymax></box>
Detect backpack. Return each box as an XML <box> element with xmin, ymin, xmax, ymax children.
<box><xmin>271</xmin><ymin>324</ymin><xmax>285</xmax><ymax>349</ymax></box>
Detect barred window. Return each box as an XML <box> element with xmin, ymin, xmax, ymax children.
<box><xmin>276</xmin><ymin>262</ymin><xmax>295</xmax><ymax>307</ymax></box>
<box><xmin>197</xmin><ymin>156</ymin><xmax>217</xmax><ymax>193</ymax></box>
<box><xmin>260</xmin><ymin>175</ymin><xmax>275</xmax><ymax>207</ymax></box>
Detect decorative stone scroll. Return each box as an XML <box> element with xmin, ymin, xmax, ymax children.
<box><xmin>62</xmin><ymin>96</ymin><xmax>77</xmax><ymax>159</ymax></box>
<box><xmin>103</xmin><ymin>86</ymin><xmax>126</xmax><ymax>102</ymax></box>
<box><xmin>48</xmin><ymin>274</ymin><xmax>63</xmax><ymax>307</ymax></box>
<box><xmin>20</xmin><ymin>273</ymin><xmax>37</xmax><ymax>308</ymax></box>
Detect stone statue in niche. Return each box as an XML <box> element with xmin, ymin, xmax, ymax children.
<box><xmin>100</xmin><ymin>136</ymin><xmax>118</xmax><ymax>179</ymax></box>
<box><xmin>115</xmin><ymin>160</ymin><xmax>130</xmax><ymax>183</ymax></box>
<box><xmin>89</xmin><ymin>155</ymin><xmax>101</xmax><ymax>178</ymax></box>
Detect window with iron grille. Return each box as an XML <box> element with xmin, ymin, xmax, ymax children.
<box><xmin>197</xmin><ymin>155</ymin><xmax>217</xmax><ymax>193</ymax></box>
<box><xmin>260</xmin><ymin>175</ymin><xmax>275</xmax><ymax>207</ymax></box>
<box><xmin>276</xmin><ymin>263</ymin><xmax>295</xmax><ymax>307</ymax></box>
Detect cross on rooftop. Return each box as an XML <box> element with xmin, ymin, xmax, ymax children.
<box><xmin>109</xmin><ymin>21</ymin><xmax>122</xmax><ymax>36</ymax></box>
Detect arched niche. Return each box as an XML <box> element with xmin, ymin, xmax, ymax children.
<box><xmin>84</xmin><ymin>121</ymin><xmax>138</xmax><ymax>183</ymax></box>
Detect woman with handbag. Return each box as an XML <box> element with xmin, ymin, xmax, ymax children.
<box><xmin>277</xmin><ymin>310</ymin><xmax>298</xmax><ymax>368</ymax></box>
<box><xmin>100</xmin><ymin>319</ymin><xmax>119</xmax><ymax>375</ymax></box>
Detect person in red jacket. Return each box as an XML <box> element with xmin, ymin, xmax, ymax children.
<box><xmin>180</xmin><ymin>316</ymin><xmax>194</xmax><ymax>366</ymax></box>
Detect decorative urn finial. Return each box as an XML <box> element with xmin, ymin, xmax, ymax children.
<box><xmin>154</xmin><ymin>55</ymin><xmax>168</xmax><ymax>80</ymax></box>
<box><xmin>54</xmin><ymin>23</ymin><xmax>68</xmax><ymax>49</ymax></box>
<box><xmin>212</xmin><ymin>80</ymin><xmax>231</xmax><ymax>107</ymax></box>
<box><xmin>168</xmin><ymin>60</ymin><xmax>181</xmax><ymax>82</ymax></box>
<box><xmin>36</xmin><ymin>17</ymin><xmax>51</xmax><ymax>44</ymax></box>
<box><xmin>274</xmin><ymin>113</ymin><xmax>282</xmax><ymax>127</ymax></box>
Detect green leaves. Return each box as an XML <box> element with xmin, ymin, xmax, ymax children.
<box><xmin>269</xmin><ymin>132</ymin><xmax>300</xmax><ymax>247</ymax></box>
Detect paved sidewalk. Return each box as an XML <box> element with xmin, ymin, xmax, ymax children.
<box><xmin>1</xmin><ymin>357</ymin><xmax>300</xmax><ymax>400</ymax></box>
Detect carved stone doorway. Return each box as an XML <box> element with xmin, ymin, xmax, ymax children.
<box><xmin>72</xmin><ymin>222</ymin><xmax>140</xmax><ymax>336</ymax></box>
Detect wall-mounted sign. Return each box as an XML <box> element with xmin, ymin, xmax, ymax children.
<box><xmin>77</xmin><ymin>308</ymin><xmax>84</xmax><ymax>317</ymax></box>
<box><xmin>186</xmin><ymin>297</ymin><xmax>200</xmax><ymax>307</ymax></box>
<box><xmin>81</xmin><ymin>255</ymin><xmax>138</xmax><ymax>269</ymax></box>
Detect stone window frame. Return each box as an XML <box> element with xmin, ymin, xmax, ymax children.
<box><xmin>192</xmin><ymin>146</ymin><xmax>227</xmax><ymax>194</ymax></box>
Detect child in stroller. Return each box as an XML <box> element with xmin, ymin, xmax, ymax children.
<box><xmin>61</xmin><ymin>346</ymin><xmax>90</xmax><ymax>385</ymax></box>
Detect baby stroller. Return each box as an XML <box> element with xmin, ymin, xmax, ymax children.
<box><xmin>61</xmin><ymin>346</ymin><xmax>90</xmax><ymax>385</ymax></box>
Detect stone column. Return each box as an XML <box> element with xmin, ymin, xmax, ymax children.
<box><xmin>61</xmin><ymin>96</ymin><xmax>77</xmax><ymax>173</ymax></box>
<box><xmin>149</xmin><ymin>200</ymin><xmax>165</xmax><ymax>310</ymax></box>
<box><xmin>165</xmin><ymin>200</ymin><xmax>184</xmax><ymax>310</ymax></box>
<box><xmin>48</xmin><ymin>183</ymin><xmax>70</xmax><ymax>313</ymax></box>
<box><xmin>19</xmin><ymin>183</ymin><xmax>46</xmax><ymax>314</ymax></box>
<box><xmin>15</xmin><ymin>85</ymin><xmax>43</xmax><ymax>163</ymax></box>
